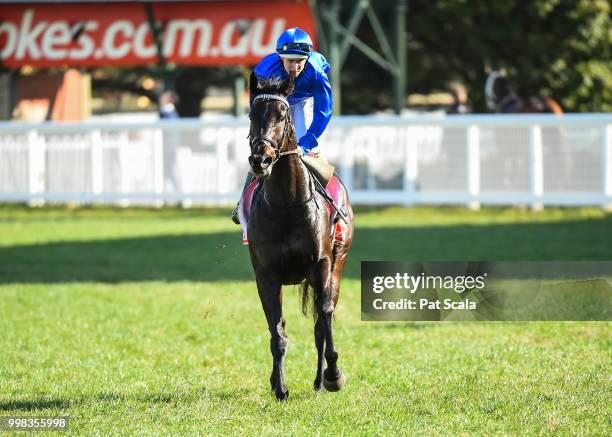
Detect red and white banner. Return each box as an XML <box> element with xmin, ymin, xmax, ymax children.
<box><xmin>0</xmin><ymin>1</ymin><xmax>316</xmax><ymax>67</ymax></box>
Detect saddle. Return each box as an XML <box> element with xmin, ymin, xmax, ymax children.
<box><xmin>239</xmin><ymin>157</ymin><xmax>352</xmax><ymax>245</ymax></box>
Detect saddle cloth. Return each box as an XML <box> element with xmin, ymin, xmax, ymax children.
<box><xmin>239</xmin><ymin>176</ymin><xmax>352</xmax><ymax>246</ymax></box>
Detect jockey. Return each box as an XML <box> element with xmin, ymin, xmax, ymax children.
<box><xmin>232</xmin><ymin>27</ymin><xmax>333</xmax><ymax>224</ymax></box>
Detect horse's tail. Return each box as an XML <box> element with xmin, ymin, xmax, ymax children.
<box><xmin>299</xmin><ymin>281</ymin><xmax>318</xmax><ymax>321</ymax></box>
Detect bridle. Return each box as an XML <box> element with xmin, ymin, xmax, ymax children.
<box><xmin>249</xmin><ymin>93</ymin><xmax>300</xmax><ymax>164</ymax></box>
<box><xmin>249</xmin><ymin>92</ymin><xmax>315</xmax><ymax>209</ymax></box>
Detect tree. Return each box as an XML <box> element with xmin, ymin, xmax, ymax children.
<box><xmin>92</xmin><ymin>66</ymin><xmax>240</xmax><ymax>117</ymax></box>
<box><xmin>91</xmin><ymin>1</ymin><xmax>610</xmax><ymax>114</ymax></box>
<box><xmin>336</xmin><ymin>0</ymin><xmax>611</xmax><ymax>112</ymax></box>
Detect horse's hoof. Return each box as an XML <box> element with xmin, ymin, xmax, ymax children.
<box><xmin>323</xmin><ymin>368</ymin><xmax>346</xmax><ymax>392</ymax></box>
<box><xmin>275</xmin><ymin>389</ymin><xmax>289</xmax><ymax>401</ymax></box>
<box><xmin>313</xmin><ymin>380</ymin><xmax>323</xmax><ymax>391</ymax></box>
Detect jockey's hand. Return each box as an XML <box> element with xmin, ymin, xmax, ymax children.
<box><xmin>298</xmin><ymin>133</ymin><xmax>318</xmax><ymax>154</ymax></box>
<box><xmin>296</xmin><ymin>145</ymin><xmax>319</xmax><ymax>158</ymax></box>
<box><xmin>296</xmin><ymin>146</ymin><xmax>318</xmax><ymax>158</ymax></box>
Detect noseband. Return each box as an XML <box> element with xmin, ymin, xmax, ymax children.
<box><xmin>249</xmin><ymin>93</ymin><xmax>300</xmax><ymax>161</ymax></box>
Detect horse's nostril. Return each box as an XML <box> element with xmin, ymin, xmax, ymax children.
<box><xmin>262</xmin><ymin>156</ymin><xmax>273</xmax><ymax>167</ymax></box>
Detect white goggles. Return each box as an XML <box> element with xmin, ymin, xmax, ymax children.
<box><xmin>279</xmin><ymin>53</ymin><xmax>308</xmax><ymax>60</ymax></box>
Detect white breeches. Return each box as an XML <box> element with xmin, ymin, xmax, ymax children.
<box><xmin>290</xmin><ymin>97</ymin><xmax>320</xmax><ymax>154</ymax></box>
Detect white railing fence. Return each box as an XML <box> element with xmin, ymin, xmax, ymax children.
<box><xmin>0</xmin><ymin>114</ymin><xmax>611</xmax><ymax>208</ymax></box>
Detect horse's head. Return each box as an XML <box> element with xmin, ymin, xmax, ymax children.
<box><xmin>248</xmin><ymin>73</ymin><xmax>297</xmax><ymax>178</ymax></box>
<box><xmin>485</xmin><ymin>69</ymin><xmax>514</xmax><ymax>111</ymax></box>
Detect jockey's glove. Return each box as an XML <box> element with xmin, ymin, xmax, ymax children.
<box><xmin>298</xmin><ymin>133</ymin><xmax>318</xmax><ymax>154</ymax></box>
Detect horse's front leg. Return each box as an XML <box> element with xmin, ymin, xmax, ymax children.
<box><xmin>255</xmin><ymin>271</ymin><xmax>289</xmax><ymax>401</ymax></box>
<box><xmin>313</xmin><ymin>316</ymin><xmax>325</xmax><ymax>390</ymax></box>
<box><xmin>310</xmin><ymin>256</ymin><xmax>346</xmax><ymax>392</ymax></box>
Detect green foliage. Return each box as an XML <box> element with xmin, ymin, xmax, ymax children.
<box><xmin>89</xmin><ymin>1</ymin><xmax>609</xmax><ymax>115</ymax></box>
<box><xmin>338</xmin><ymin>0</ymin><xmax>611</xmax><ymax>112</ymax></box>
<box><xmin>92</xmin><ymin>66</ymin><xmax>239</xmax><ymax>117</ymax></box>
<box><xmin>0</xmin><ymin>206</ymin><xmax>611</xmax><ymax>433</ymax></box>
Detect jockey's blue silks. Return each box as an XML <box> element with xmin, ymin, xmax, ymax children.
<box><xmin>253</xmin><ymin>52</ymin><xmax>333</xmax><ymax>154</ymax></box>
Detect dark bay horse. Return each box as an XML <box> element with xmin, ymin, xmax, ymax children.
<box><xmin>246</xmin><ymin>73</ymin><xmax>354</xmax><ymax>401</ymax></box>
<box><xmin>485</xmin><ymin>70</ymin><xmax>563</xmax><ymax>114</ymax></box>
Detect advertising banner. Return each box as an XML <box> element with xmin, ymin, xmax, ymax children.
<box><xmin>0</xmin><ymin>1</ymin><xmax>316</xmax><ymax>67</ymax></box>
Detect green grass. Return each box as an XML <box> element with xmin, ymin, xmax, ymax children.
<box><xmin>0</xmin><ymin>205</ymin><xmax>610</xmax><ymax>435</ymax></box>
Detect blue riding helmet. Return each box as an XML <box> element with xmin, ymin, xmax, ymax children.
<box><xmin>276</xmin><ymin>27</ymin><xmax>313</xmax><ymax>58</ymax></box>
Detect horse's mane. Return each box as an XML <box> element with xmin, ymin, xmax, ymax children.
<box><xmin>252</xmin><ymin>74</ymin><xmax>295</xmax><ymax>97</ymax></box>
<box><xmin>256</xmin><ymin>76</ymin><xmax>286</xmax><ymax>94</ymax></box>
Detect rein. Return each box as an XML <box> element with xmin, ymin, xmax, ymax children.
<box><xmin>263</xmin><ymin>159</ymin><xmax>316</xmax><ymax>210</ymax></box>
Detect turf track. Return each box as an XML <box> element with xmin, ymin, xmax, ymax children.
<box><xmin>0</xmin><ymin>205</ymin><xmax>610</xmax><ymax>434</ymax></box>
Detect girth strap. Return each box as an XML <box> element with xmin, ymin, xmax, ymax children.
<box><xmin>304</xmin><ymin>165</ymin><xmax>349</xmax><ymax>224</ymax></box>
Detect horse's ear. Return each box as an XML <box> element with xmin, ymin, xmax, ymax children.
<box><xmin>280</xmin><ymin>74</ymin><xmax>295</xmax><ymax>97</ymax></box>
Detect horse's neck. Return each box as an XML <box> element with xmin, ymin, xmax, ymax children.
<box><xmin>264</xmin><ymin>154</ymin><xmax>312</xmax><ymax>208</ymax></box>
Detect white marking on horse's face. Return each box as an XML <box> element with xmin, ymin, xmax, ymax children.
<box><xmin>485</xmin><ymin>71</ymin><xmax>504</xmax><ymax>110</ymax></box>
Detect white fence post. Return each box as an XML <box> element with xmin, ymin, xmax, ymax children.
<box><xmin>602</xmin><ymin>125</ymin><xmax>612</xmax><ymax>211</ymax></box>
<box><xmin>403</xmin><ymin>128</ymin><xmax>418</xmax><ymax>206</ymax></box>
<box><xmin>117</xmin><ymin>132</ymin><xmax>130</xmax><ymax>208</ymax></box>
<box><xmin>153</xmin><ymin>128</ymin><xmax>164</xmax><ymax>207</ymax></box>
<box><xmin>90</xmin><ymin>129</ymin><xmax>103</xmax><ymax>201</ymax></box>
<box><xmin>466</xmin><ymin>125</ymin><xmax>480</xmax><ymax>210</ymax></box>
<box><xmin>366</xmin><ymin>136</ymin><xmax>376</xmax><ymax>190</ymax></box>
<box><xmin>339</xmin><ymin>127</ymin><xmax>354</xmax><ymax>193</ymax></box>
<box><xmin>529</xmin><ymin>124</ymin><xmax>544</xmax><ymax>210</ymax></box>
<box><xmin>27</xmin><ymin>130</ymin><xmax>45</xmax><ymax>206</ymax></box>
<box><xmin>216</xmin><ymin>128</ymin><xmax>230</xmax><ymax>203</ymax></box>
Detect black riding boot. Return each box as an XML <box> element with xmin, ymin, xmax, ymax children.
<box><xmin>231</xmin><ymin>172</ymin><xmax>255</xmax><ymax>224</ymax></box>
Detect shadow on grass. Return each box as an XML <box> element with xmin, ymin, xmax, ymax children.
<box><xmin>0</xmin><ymin>387</ymin><xmax>258</xmax><ymax>412</ymax></box>
<box><xmin>0</xmin><ymin>205</ymin><xmax>234</xmax><ymax>221</ymax></box>
<box><xmin>0</xmin><ymin>398</ymin><xmax>71</xmax><ymax>411</ymax></box>
<box><xmin>1</xmin><ymin>218</ymin><xmax>611</xmax><ymax>284</ymax></box>
<box><xmin>370</xmin><ymin>322</ymin><xmax>437</xmax><ymax>330</ymax></box>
